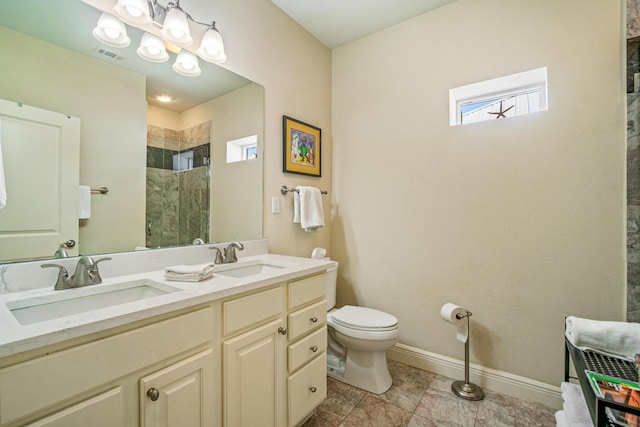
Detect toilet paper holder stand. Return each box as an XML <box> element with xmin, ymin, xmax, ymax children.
<box><xmin>452</xmin><ymin>310</ymin><xmax>485</xmax><ymax>401</ymax></box>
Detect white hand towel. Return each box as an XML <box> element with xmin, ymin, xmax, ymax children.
<box><xmin>0</xmin><ymin>119</ymin><xmax>5</xmax><ymax>209</ymax></box>
<box><xmin>165</xmin><ymin>263</ymin><xmax>215</xmax><ymax>282</ymax></box>
<box><xmin>560</xmin><ymin>383</ymin><xmax>592</xmax><ymax>425</ymax></box>
<box><xmin>293</xmin><ymin>191</ymin><xmax>301</xmax><ymax>224</ymax></box>
<box><xmin>296</xmin><ymin>186</ymin><xmax>324</xmax><ymax>232</ymax></box>
<box><xmin>554</xmin><ymin>410</ymin><xmax>571</xmax><ymax>427</ymax></box>
<box><xmin>565</xmin><ymin>316</ymin><xmax>640</xmax><ymax>360</ymax></box>
<box><xmin>78</xmin><ymin>185</ymin><xmax>91</xmax><ymax>219</ymax></box>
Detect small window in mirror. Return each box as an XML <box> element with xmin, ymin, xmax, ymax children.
<box><xmin>173</xmin><ymin>150</ymin><xmax>194</xmax><ymax>172</ymax></box>
<box><xmin>226</xmin><ymin>135</ymin><xmax>258</xmax><ymax>163</ymax></box>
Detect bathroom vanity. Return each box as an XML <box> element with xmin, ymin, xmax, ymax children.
<box><xmin>0</xmin><ymin>249</ymin><xmax>330</xmax><ymax>427</ymax></box>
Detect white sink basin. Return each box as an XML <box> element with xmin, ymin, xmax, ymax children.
<box><xmin>6</xmin><ymin>279</ymin><xmax>181</xmax><ymax>325</ymax></box>
<box><xmin>215</xmin><ymin>260</ymin><xmax>287</xmax><ymax>278</ymax></box>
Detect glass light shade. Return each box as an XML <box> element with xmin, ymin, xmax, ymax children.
<box><xmin>92</xmin><ymin>13</ymin><xmax>131</xmax><ymax>48</ymax></box>
<box><xmin>160</xmin><ymin>7</ymin><xmax>192</xmax><ymax>46</ymax></box>
<box><xmin>197</xmin><ymin>27</ymin><xmax>226</xmax><ymax>63</ymax></box>
<box><xmin>113</xmin><ymin>0</ymin><xmax>151</xmax><ymax>25</ymax></box>
<box><xmin>137</xmin><ymin>33</ymin><xmax>169</xmax><ymax>63</ymax></box>
<box><xmin>173</xmin><ymin>50</ymin><xmax>201</xmax><ymax>77</ymax></box>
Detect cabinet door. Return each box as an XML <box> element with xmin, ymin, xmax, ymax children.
<box><xmin>140</xmin><ymin>349</ymin><xmax>214</xmax><ymax>427</ymax></box>
<box><xmin>25</xmin><ymin>388</ymin><xmax>124</xmax><ymax>427</ymax></box>
<box><xmin>224</xmin><ymin>318</ymin><xmax>285</xmax><ymax>427</ymax></box>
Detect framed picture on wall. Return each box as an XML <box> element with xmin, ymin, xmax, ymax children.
<box><xmin>283</xmin><ymin>116</ymin><xmax>321</xmax><ymax>177</ymax></box>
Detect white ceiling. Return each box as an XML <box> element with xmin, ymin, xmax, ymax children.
<box><xmin>270</xmin><ymin>0</ymin><xmax>459</xmax><ymax>49</ymax></box>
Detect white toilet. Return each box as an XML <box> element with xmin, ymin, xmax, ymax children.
<box><xmin>325</xmin><ymin>261</ymin><xmax>399</xmax><ymax>394</ymax></box>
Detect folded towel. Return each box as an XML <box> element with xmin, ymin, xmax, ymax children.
<box><xmin>0</xmin><ymin>122</ymin><xmax>5</xmax><ymax>209</ymax></box>
<box><xmin>293</xmin><ymin>191</ymin><xmax>301</xmax><ymax>224</ymax></box>
<box><xmin>79</xmin><ymin>185</ymin><xmax>91</xmax><ymax>219</ymax></box>
<box><xmin>296</xmin><ymin>186</ymin><xmax>324</xmax><ymax>232</ymax></box>
<box><xmin>555</xmin><ymin>410</ymin><xmax>570</xmax><ymax>427</ymax></box>
<box><xmin>165</xmin><ymin>263</ymin><xmax>215</xmax><ymax>282</ymax></box>
<box><xmin>561</xmin><ymin>383</ymin><xmax>592</xmax><ymax>425</ymax></box>
<box><xmin>565</xmin><ymin>316</ymin><xmax>640</xmax><ymax>361</ymax></box>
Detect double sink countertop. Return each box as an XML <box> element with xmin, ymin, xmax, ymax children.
<box><xmin>0</xmin><ymin>254</ymin><xmax>334</xmax><ymax>359</ymax></box>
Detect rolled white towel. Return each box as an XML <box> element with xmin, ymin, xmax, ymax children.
<box><xmin>555</xmin><ymin>410</ymin><xmax>570</xmax><ymax>427</ymax></box>
<box><xmin>565</xmin><ymin>316</ymin><xmax>640</xmax><ymax>360</ymax></box>
<box><xmin>560</xmin><ymin>383</ymin><xmax>592</xmax><ymax>426</ymax></box>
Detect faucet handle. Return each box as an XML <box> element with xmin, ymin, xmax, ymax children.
<box><xmin>210</xmin><ymin>247</ymin><xmax>224</xmax><ymax>264</ymax></box>
<box><xmin>41</xmin><ymin>263</ymin><xmax>69</xmax><ymax>290</ymax></box>
<box><xmin>90</xmin><ymin>257</ymin><xmax>112</xmax><ymax>284</ymax></box>
<box><xmin>224</xmin><ymin>242</ymin><xmax>244</xmax><ymax>263</ymax></box>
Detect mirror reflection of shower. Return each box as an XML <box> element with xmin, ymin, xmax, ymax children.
<box><xmin>146</xmin><ymin>122</ymin><xmax>211</xmax><ymax>248</ymax></box>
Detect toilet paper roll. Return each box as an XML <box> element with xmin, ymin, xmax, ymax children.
<box><xmin>311</xmin><ymin>247</ymin><xmax>326</xmax><ymax>259</ymax></box>
<box><xmin>440</xmin><ymin>303</ymin><xmax>469</xmax><ymax>343</ymax></box>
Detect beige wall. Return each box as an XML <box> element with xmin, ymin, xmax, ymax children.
<box><xmin>179</xmin><ymin>83</ymin><xmax>264</xmax><ymax>242</ymax></box>
<box><xmin>331</xmin><ymin>0</ymin><xmax>626</xmax><ymax>386</ymax></box>
<box><xmin>209</xmin><ymin>0</ymin><xmax>333</xmax><ymax>257</ymax></box>
<box><xmin>0</xmin><ymin>27</ymin><xmax>147</xmax><ymax>255</ymax></box>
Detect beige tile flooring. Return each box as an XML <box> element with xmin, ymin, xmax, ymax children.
<box><xmin>302</xmin><ymin>360</ymin><xmax>557</xmax><ymax>427</ymax></box>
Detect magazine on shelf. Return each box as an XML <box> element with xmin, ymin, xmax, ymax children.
<box><xmin>586</xmin><ymin>370</ymin><xmax>640</xmax><ymax>427</ymax></box>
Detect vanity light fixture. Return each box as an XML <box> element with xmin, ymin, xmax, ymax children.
<box><xmin>114</xmin><ymin>0</ymin><xmax>226</xmax><ymax>62</ymax></box>
<box><xmin>93</xmin><ymin>0</ymin><xmax>226</xmax><ymax>77</ymax></box>
<box><xmin>137</xmin><ymin>32</ymin><xmax>169</xmax><ymax>62</ymax></box>
<box><xmin>173</xmin><ymin>50</ymin><xmax>201</xmax><ymax>77</ymax></box>
<box><xmin>92</xmin><ymin>12</ymin><xmax>131</xmax><ymax>48</ymax></box>
<box><xmin>113</xmin><ymin>0</ymin><xmax>152</xmax><ymax>26</ymax></box>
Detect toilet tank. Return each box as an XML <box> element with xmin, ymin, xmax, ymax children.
<box><xmin>326</xmin><ymin>261</ymin><xmax>338</xmax><ymax>310</ymax></box>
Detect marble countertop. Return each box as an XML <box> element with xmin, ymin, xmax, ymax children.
<box><xmin>0</xmin><ymin>254</ymin><xmax>334</xmax><ymax>359</ymax></box>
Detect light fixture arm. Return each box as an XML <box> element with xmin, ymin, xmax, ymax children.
<box><xmin>152</xmin><ymin>0</ymin><xmax>217</xmax><ymax>30</ymax></box>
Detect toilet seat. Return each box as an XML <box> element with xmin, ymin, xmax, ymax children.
<box><xmin>328</xmin><ymin>306</ymin><xmax>399</xmax><ymax>341</ymax></box>
<box><xmin>332</xmin><ymin>305</ymin><xmax>398</xmax><ymax>331</ymax></box>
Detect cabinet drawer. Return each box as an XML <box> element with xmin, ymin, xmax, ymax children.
<box><xmin>288</xmin><ymin>274</ymin><xmax>326</xmax><ymax>310</ymax></box>
<box><xmin>223</xmin><ymin>287</ymin><xmax>284</xmax><ymax>336</ymax></box>
<box><xmin>0</xmin><ymin>307</ymin><xmax>213</xmax><ymax>425</ymax></box>
<box><xmin>288</xmin><ymin>327</ymin><xmax>327</xmax><ymax>373</ymax></box>
<box><xmin>288</xmin><ymin>352</ymin><xmax>327</xmax><ymax>427</ymax></box>
<box><xmin>288</xmin><ymin>300</ymin><xmax>326</xmax><ymax>341</ymax></box>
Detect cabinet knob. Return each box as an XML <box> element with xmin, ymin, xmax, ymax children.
<box><xmin>278</xmin><ymin>326</ymin><xmax>287</xmax><ymax>335</ymax></box>
<box><xmin>310</xmin><ymin>317</ymin><xmax>318</xmax><ymax>323</ymax></box>
<box><xmin>146</xmin><ymin>388</ymin><xmax>160</xmax><ymax>401</ymax></box>
<box><xmin>310</xmin><ymin>345</ymin><xmax>318</xmax><ymax>353</ymax></box>
<box><xmin>309</xmin><ymin>386</ymin><xmax>317</xmax><ymax>393</ymax></box>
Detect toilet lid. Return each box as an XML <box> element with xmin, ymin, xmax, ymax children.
<box><xmin>332</xmin><ymin>305</ymin><xmax>398</xmax><ymax>331</ymax></box>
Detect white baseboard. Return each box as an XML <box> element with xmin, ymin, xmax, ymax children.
<box><xmin>387</xmin><ymin>343</ymin><xmax>562</xmax><ymax>410</ymax></box>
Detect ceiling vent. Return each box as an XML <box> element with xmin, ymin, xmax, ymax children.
<box><xmin>94</xmin><ymin>48</ymin><xmax>124</xmax><ymax>60</ymax></box>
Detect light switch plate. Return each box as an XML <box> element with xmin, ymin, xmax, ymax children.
<box><xmin>271</xmin><ymin>197</ymin><xmax>280</xmax><ymax>214</ymax></box>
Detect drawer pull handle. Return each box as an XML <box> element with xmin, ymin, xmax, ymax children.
<box><xmin>278</xmin><ymin>326</ymin><xmax>287</xmax><ymax>335</ymax></box>
<box><xmin>310</xmin><ymin>345</ymin><xmax>318</xmax><ymax>352</ymax></box>
<box><xmin>147</xmin><ymin>388</ymin><xmax>160</xmax><ymax>401</ymax></box>
<box><xmin>310</xmin><ymin>317</ymin><xmax>318</xmax><ymax>323</ymax></box>
<box><xmin>309</xmin><ymin>386</ymin><xmax>317</xmax><ymax>393</ymax></box>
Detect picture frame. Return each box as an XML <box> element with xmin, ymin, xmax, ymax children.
<box><xmin>283</xmin><ymin>115</ymin><xmax>321</xmax><ymax>177</ymax></box>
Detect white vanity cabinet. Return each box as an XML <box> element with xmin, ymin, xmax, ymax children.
<box><xmin>0</xmin><ymin>306</ymin><xmax>216</xmax><ymax>427</ymax></box>
<box><xmin>221</xmin><ymin>273</ymin><xmax>328</xmax><ymax>427</ymax></box>
<box><xmin>286</xmin><ymin>274</ymin><xmax>327</xmax><ymax>427</ymax></box>
<box><xmin>222</xmin><ymin>286</ymin><xmax>287</xmax><ymax>427</ymax></box>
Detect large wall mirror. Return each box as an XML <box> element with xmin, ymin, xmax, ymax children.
<box><xmin>0</xmin><ymin>0</ymin><xmax>264</xmax><ymax>264</ymax></box>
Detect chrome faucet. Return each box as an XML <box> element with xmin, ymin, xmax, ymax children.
<box><xmin>210</xmin><ymin>247</ymin><xmax>224</xmax><ymax>264</ymax></box>
<box><xmin>41</xmin><ymin>255</ymin><xmax>112</xmax><ymax>290</ymax></box>
<box><xmin>223</xmin><ymin>242</ymin><xmax>244</xmax><ymax>263</ymax></box>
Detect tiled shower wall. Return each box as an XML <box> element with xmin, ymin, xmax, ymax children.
<box><xmin>146</xmin><ymin>122</ymin><xmax>211</xmax><ymax>249</ymax></box>
<box><xmin>628</xmin><ymin>0</ymin><xmax>640</xmax><ymax>321</ymax></box>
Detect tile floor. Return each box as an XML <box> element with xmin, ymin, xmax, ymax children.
<box><xmin>302</xmin><ymin>360</ymin><xmax>557</xmax><ymax>427</ymax></box>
